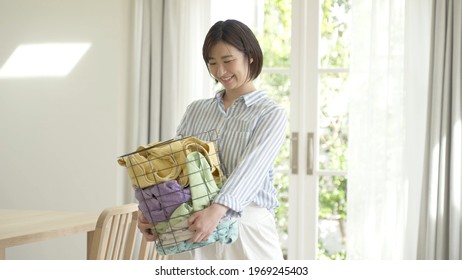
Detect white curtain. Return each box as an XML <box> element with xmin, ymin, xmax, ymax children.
<box><xmin>131</xmin><ymin>0</ymin><xmax>211</xmax><ymax>146</ymax></box>
<box><xmin>347</xmin><ymin>0</ymin><xmax>432</xmax><ymax>259</ymax></box>
<box><xmin>417</xmin><ymin>0</ymin><xmax>462</xmax><ymax>260</ymax></box>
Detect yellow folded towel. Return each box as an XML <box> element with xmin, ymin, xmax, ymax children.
<box><xmin>118</xmin><ymin>137</ymin><xmax>224</xmax><ymax>189</ymax></box>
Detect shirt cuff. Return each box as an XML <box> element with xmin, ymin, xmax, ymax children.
<box><xmin>213</xmin><ymin>194</ymin><xmax>243</xmax><ymax>217</ymax></box>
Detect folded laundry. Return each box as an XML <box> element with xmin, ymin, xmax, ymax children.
<box><xmin>153</xmin><ymin>152</ymin><xmax>222</xmax><ymax>243</ymax></box>
<box><xmin>156</xmin><ymin>217</ymin><xmax>238</xmax><ymax>255</ymax></box>
<box><xmin>135</xmin><ymin>180</ymin><xmax>192</xmax><ymax>223</ymax></box>
<box><xmin>144</xmin><ymin>140</ymin><xmax>189</xmax><ymax>187</ymax></box>
<box><xmin>185</xmin><ymin>151</ymin><xmax>221</xmax><ymax>212</ymax></box>
<box><xmin>154</xmin><ymin>202</ymin><xmax>193</xmax><ymax>233</ymax></box>
<box><xmin>182</xmin><ymin>137</ymin><xmax>223</xmax><ymax>185</ymax></box>
<box><xmin>119</xmin><ymin>134</ymin><xmax>232</xmax><ymax>255</ymax></box>
<box><xmin>157</xmin><ymin>219</ymin><xmax>194</xmax><ymax>245</ymax></box>
<box><xmin>118</xmin><ymin>137</ymin><xmax>224</xmax><ymax>189</ymax></box>
<box><xmin>152</xmin><ymin>154</ymin><xmax>232</xmax><ymax>255</ymax></box>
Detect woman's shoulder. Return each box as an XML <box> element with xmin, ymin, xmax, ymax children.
<box><xmin>187</xmin><ymin>96</ymin><xmax>216</xmax><ymax>108</ymax></box>
<box><xmin>187</xmin><ymin>90</ymin><xmax>224</xmax><ymax>110</ymax></box>
<box><xmin>251</xmin><ymin>90</ymin><xmax>285</xmax><ymax>111</ymax></box>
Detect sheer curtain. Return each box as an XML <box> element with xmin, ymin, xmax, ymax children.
<box><xmin>131</xmin><ymin>0</ymin><xmax>211</xmax><ymax>146</ymax></box>
<box><xmin>347</xmin><ymin>0</ymin><xmax>432</xmax><ymax>259</ymax></box>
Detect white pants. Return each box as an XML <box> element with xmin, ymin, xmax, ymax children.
<box><xmin>168</xmin><ymin>204</ymin><xmax>284</xmax><ymax>260</ymax></box>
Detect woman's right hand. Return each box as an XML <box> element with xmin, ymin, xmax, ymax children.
<box><xmin>137</xmin><ymin>211</ymin><xmax>157</xmax><ymax>241</ymax></box>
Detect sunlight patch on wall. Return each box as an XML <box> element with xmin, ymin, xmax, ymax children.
<box><xmin>0</xmin><ymin>43</ymin><xmax>91</xmax><ymax>78</ymax></box>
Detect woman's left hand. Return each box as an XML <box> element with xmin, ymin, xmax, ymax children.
<box><xmin>188</xmin><ymin>203</ymin><xmax>228</xmax><ymax>243</ymax></box>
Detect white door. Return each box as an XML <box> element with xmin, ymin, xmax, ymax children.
<box><xmin>287</xmin><ymin>0</ymin><xmax>320</xmax><ymax>259</ymax></box>
<box><xmin>288</xmin><ymin>0</ymin><xmax>350</xmax><ymax>259</ymax></box>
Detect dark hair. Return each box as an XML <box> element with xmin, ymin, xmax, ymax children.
<box><xmin>202</xmin><ymin>19</ymin><xmax>263</xmax><ymax>81</ymax></box>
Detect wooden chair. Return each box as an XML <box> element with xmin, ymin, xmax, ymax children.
<box><xmin>88</xmin><ymin>203</ymin><xmax>167</xmax><ymax>260</ymax></box>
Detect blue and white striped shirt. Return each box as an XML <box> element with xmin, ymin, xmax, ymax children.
<box><xmin>176</xmin><ymin>89</ymin><xmax>288</xmax><ymax>216</ymax></box>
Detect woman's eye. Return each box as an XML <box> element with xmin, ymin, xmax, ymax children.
<box><xmin>208</xmin><ymin>62</ymin><xmax>216</xmax><ymax>66</ymax></box>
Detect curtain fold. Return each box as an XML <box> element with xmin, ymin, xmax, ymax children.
<box><xmin>133</xmin><ymin>0</ymin><xmax>163</xmax><ymax>144</ymax></box>
<box><xmin>347</xmin><ymin>0</ymin><xmax>432</xmax><ymax>259</ymax></box>
<box><xmin>417</xmin><ymin>0</ymin><xmax>462</xmax><ymax>260</ymax></box>
<box><xmin>162</xmin><ymin>0</ymin><xmax>212</xmax><ymax>139</ymax></box>
<box><xmin>132</xmin><ymin>0</ymin><xmax>211</xmax><ymax>146</ymax></box>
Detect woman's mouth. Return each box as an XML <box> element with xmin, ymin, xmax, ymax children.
<box><xmin>220</xmin><ymin>76</ymin><xmax>233</xmax><ymax>84</ymax></box>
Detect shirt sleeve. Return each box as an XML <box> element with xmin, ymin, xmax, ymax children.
<box><xmin>175</xmin><ymin>102</ymin><xmax>193</xmax><ymax>137</ymax></box>
<box><xmin>213</xmin><ymin>105</ymin><xmax>288</xmax><ymax>215</ymax></box>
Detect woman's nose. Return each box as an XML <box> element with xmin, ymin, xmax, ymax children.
<box><xmin>216</xmin><ymin>64</ymin><xmax>226</xmax><ymax>77</ymax></box>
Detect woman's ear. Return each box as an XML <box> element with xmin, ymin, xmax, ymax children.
<box><xmin>249</xmin><ymin>57</ymin><xmax>254</xmax><ymax>64</ymax></box>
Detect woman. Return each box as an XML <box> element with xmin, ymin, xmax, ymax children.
<box><xmin>138</xmin><ymin>19</ymin><xmax>287</xmax><ymax>260</ymax></box>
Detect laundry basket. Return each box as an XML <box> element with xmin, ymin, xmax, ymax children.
<box><xmin>117</xmin><ymin>130</ymin><xmax>238</xmax><ymax>255</ymax></box>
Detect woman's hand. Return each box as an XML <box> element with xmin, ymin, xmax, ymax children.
<box><xmin>188</xmin><ymin>203</ymin><xmax>228</xmax><ymax>243</ymax></box>
<box><xmin>137</xmin><ymin>211</ymin><xmax>157</xmax><ymax>241</ymax></box>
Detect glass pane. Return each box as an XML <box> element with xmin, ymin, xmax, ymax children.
<box><xmin>319</xmin><ymin>0</ymin><xmax>352</xmax><ymax>68</ymax></box>
<box><xmin>318</xmin><ymin>72</ymin><xmax>349</xmax><ymax>171</ymax></box>
<box><xmin>318</xmin><ymin>175</ymin><xmax>347</xmax><ymax>259</ymax></box>
<box><xmin>211</xmin><ymin>0</ymin><xmax>261</xmax><ymax>31</ymax></box>
<box><xmin>255</xmin><ymin>72</ymin><xmax>290</xmax><ymax>118</ymax></box>
<box><xmin>211</xmin><ymin>0</ymin><xmax>291</xmax><ymax>68</ymax></box>
<box><xmin>258</xmin><ymin>0</ymin><xmax>292</xmax><ymax>68</ymax></box>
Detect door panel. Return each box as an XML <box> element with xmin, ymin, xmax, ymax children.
<box><xmin>288</xmin><ymin>0</ymin><xmax>320</xmax><ymax>260</ymax></box>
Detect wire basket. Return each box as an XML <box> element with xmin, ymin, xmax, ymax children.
<box><xmin>117</xmin><ymin>130</ymin><xmax>238</xmax><ymax>255</ymax></box>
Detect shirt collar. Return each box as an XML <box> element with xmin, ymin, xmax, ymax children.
<box><xmin>212</xmin><ymin>90</ymin><xmax>225</xmax><ymax>104</ymax></box>
<box><xmin>242</xmin><ymin>89</ymin><xmax>266</xmax><ymax>106</ymax></box>
<box><xmin>212</xmin><ymin>89</ymin><xmax>266</xmax><ymax>107</ymax></box>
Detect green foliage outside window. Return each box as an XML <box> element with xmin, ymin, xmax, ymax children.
<box><xmin>318</xmin><ymin>0</ymin><xmax>350</xmax><ymax>260</ymax></box>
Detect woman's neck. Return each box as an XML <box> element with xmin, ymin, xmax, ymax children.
<box><xmin>223</xmin><ymin>83</ymin><xmax>256</xmax><ymax>108</ymax></box>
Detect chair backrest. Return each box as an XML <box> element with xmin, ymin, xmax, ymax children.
<box><xmin>89</xmin><ymin>203</ymin><xmax>167</xmax><ymax>260</ymax></box>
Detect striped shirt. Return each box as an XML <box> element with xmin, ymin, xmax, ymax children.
<box><xmin>176</xmin><ymin>89</ymin><xmax>288</xmax><ymax>216</ymax></box>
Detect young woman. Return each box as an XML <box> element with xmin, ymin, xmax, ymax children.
<box><xmin>138</xmin><ymin>19</ymin><xmax>287</xmax><ymax>260</ymax></box>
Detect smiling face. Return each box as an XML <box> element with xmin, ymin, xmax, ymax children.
<box><xmin>206</xmin><ymin>41</ymin><xmax>255</xmax><ymax>96</ymax></box>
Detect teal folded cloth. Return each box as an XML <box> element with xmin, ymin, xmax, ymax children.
<box><xmin>156</xmin><ymin>217</ymin><xmax>238</xmax><ymax>255</ymax></box>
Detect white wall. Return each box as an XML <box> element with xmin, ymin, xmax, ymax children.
<box><xmin>0</xmin><ymin>0</ymin><xmax>133</xmax><ymax>259</ymax></box>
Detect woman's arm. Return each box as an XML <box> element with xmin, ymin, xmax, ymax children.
<box><xmin>213</xmin><ymin>106</ymin><xmax>287</xmax><ymax>214</ymax></box>
<box><xmin>187</xmin><ymin>203</ymin><xmax>229</xmax><ymax>242</ymax></box>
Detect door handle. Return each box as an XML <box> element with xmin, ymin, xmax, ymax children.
<box><xmin>307</xmin><ymin>132</ymin><xmax>314</xmax><ymax>175</ymax></box>
<box><xmin>291</xmin><ymin>132</ymin><xmax>298</xmax><ymax>174</ymax></box>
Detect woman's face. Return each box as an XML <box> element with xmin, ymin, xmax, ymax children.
<box><xmin>207</xmin><ymin>41</ymin><xmax>254</xmax><ymax>95</ymax></box>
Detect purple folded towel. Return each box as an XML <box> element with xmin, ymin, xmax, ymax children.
<box><xmin>135</xmin><ymin>180</ymin><xmax>191</xmax><ymax>222</ymax></box>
